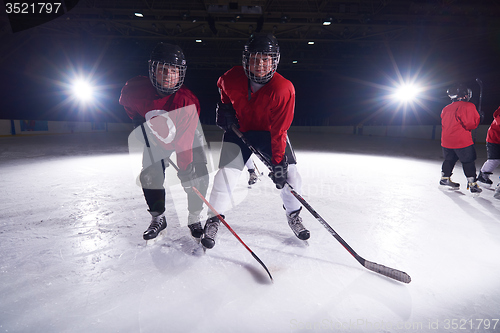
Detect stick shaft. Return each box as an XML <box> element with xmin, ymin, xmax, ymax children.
<box><xmin>166</xmin><ymin>155</ymin><xmax>273</xmax><ymax>281</ymax></box>
<box><xmin>231</xmin><ymin>125</ymin><xmax>411</xmax><ymax>283</ymax></box>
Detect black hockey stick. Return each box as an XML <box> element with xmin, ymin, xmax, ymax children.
<box><xmin>140</xmin><ymin>123</ymin><xmax>167</xmax><ymax>171</ymax></box>
<box><xmin>232</xmin><ymin>125</ymin><xmax>411</xmax><ymax>284</ymax></box>
<box><xmin>165</xmin><ymin>156</ymin><xmax>273</xmax><ymax>282</ymax></box>
<box><xmin>476</xmin><ymin>78</ymin><xmax>484</xmax><ymax>121</ymax></box>
<box><xmin>473</xmin><ymin>78</ymin><xmax>484</xmax><ymax>142</ymax></box>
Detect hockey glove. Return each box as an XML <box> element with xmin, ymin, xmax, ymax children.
<box><xmin>177</xmin><ymin>163</ymin><xmax>201</xmax><ymax>193</ymax></box>
<box><xmin>132</xmin><ymin>116</ymin><xmax>145</xmax><ymax>129</ymax></box>
<box><xmin>270</xmin><ymin>156</ymin><xmax>288</xmax><ymax>189</ymax></box>
<box><xmin>216</xmin><ymin>102</ymin><xmax>239</xmax><ymax>132</ymax></box>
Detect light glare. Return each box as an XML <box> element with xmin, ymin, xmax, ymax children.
<box><xmin>72</xmin><ymin>80</ymin><xmax>93</xmax><ymax>101</ymax></box>
<box><xmin>393</xmin><ymin>83</ymin><xmax>421</xmax><ymax>102</ymax></box>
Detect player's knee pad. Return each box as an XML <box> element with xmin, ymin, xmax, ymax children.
<box><xmin>140</xmin><ymin>164</ymin><xmax>165</xmax><ymax>189</ymax></box>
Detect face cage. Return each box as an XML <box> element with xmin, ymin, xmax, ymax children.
<box><xmin>149</xmin><ymin>61</ymin><xmax>187</xmax><ymax>95</ymax></box>
<box><xmin>242</xmin><ymin>51</ymin><xmax>280</xmax><ymax>84</ymax></box>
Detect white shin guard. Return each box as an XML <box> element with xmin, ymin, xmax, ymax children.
<box><xmin>208</xmin><ymin>164</ymin><xmax>303</xmax><ymax>217</ymax></box>
<box><xmin>481</xmin><ymin>159</ymin><xmax>500</xmax><ymax>174</ymax></box>
<box><xmin>281</xmin><ymin>164</ymin><xmax>302</xmax><ymax>215</ymax></box>
<box><xmin>208</xmin><ymin>167</ymin><xmax>242</xmax><ymax>216</ymax></box>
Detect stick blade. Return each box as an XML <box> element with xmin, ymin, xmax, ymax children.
<box><xmin>251</xmin><ymin>252</ymin><xmax>274</xmax><ymax>282</ymax></box>
<box><xmin>364</xmin><ymin>260</ymin><xmax>411</xmax><ymax>283</ymax></box>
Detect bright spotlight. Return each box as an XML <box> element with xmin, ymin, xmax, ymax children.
<box><xmin>71</xmin><ymin>79</ymin><xmax>94</xmax><ymax>102</ymax></box>
<box><xmin>393</xmin><ymin>83</ymin><xmax>421</xmax><ymax>102</ymax></box>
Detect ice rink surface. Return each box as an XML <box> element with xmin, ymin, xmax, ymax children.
<box><xmin>1</xmin><ymin>129</ymin><xmax>499</xmax><ymax>333</ymax></box>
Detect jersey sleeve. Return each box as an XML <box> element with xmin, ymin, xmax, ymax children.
<box><xmin>169</xmin><ymin>89</ymin><xmax>201</xmax><ymax>171</ymax></box>
<box><xmin>457</xmin><ymin>102</ymin><xmax>480</xmax><ymax>130</ymax></box>
<box><xmin>119</xmin><ymin>76</ymin><xmax>156</xmax><ymax>120</ymax></box>
<box><xmin>269</xmin><ymin>82</ymin><xmax>295</xmax><ymax>164</ymax></box>
<box><xmin>170</xmin><ymin>104</ymin><xmax>199</xmax><ymax>170</ymax></box>
<box><xmin>217</xmin><ymin>75</ymin><xmax>232</xmax><ymax>104</ymax></box>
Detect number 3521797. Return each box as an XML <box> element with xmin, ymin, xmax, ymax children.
<box><xmin>5</xmin><ymin>3</ymin><xmax>62</xmax><ymax>15</ymax></box>
<box><xmin>443</xmin><ymin>319</ymin><xmax>499</xmax><ymax>330</ymax></box>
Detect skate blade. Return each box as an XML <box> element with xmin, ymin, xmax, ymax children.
<box><xmin>144</xmin><ymin>229</ymin><xmax>167</xmax><ymax>246</ymax></box>
<box><xmin>191</xmin><ymin>236</ymin><xmax>206</xmax><ymax>254</ymax></box>
<box><xmin>438</xmin><ymin>185</ymin><xmax>460</xmax><ymax>191</ymax></box>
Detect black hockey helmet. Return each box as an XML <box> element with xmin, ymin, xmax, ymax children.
<box><xmin>149</xmin><ymin>42</ymin><xmax>187</xmax><ymax>95</ymax></box>
<box><xmin>447</xmin><ymin>83</ymin><xmax>472</xmax><ymax>102</ymax></box>
<box><xmin>242</xmin><ymin>33</ymin><xmax>280</xmax><ymax>84</ymax></box>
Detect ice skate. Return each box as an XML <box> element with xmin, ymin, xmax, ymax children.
<box><xmin>439</xmin><ymin>174</ymin><xmax>460</xmax><ymax>190</ymax></box>
<box><xmin>467</xmin><ymin>177</ymin><xmax>482</xmax><ymax>196</ymax></box>
<box><xmin>143</xmin><ymin>212</ymin><xmax>167</xmax><ymax>242</ymax></box>
<box><xmin>287</xmin><ymin>207</ymin><xmax>310</xmax><ymax>241</ymax></box>
<box><xmin>477</xmin><ymin>171</ymin><xmax>493</xmax><ymax>187</ymax></box>
<box><xmin>201</xmin><ymin>215</ymin><xmax>222</xmax><ymax>249</ymax></box>
<box><xmin>187</xmin><ymin>212</ymin><xmax>203</xmax><ymax>242</ymax></box>
<box><xmin>247</xmin><ymin>169</ymin><xmax>258</xmax><ymax>186</ymax></box>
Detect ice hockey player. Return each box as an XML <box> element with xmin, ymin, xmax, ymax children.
<box><xmin>477</xmin><ymin>105</ymin><xmax>500</xmax><ymax>199</ymax></box>
<box><xmin>200</xmin><ymin>33</ymin><xmax>309</xmax><ymax>249</ymax></box>
<box><xmin>119</xmin><ymin>42</ymin><xmax>209</xmax><ymax>241</ymax></box>
<box><xmin>440</xmin><ymin>83</ymin><xmax>482</xmax><ymax>193</ymax></box>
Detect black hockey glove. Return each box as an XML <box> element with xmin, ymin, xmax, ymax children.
<box><xmin>216</xmin><ymin>102</ymin><xmax>239</xmax><ymax>132</ymax></box>
<box><xmin>269</xmin><ymin>156</ymin><xmax>288</xmax><ymax>189</ymax></box>
<box><xmin>177</xmin><ymin>163</ymin><xmax>201</xmax><ymax>193</ymax></box>
<box><xmin>132</xmin><ymin>116</ymin><xmax>145</xmax><ymax>129</ymax></box>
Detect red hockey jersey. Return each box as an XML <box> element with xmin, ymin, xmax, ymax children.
<box><xmin>119</xmin><ymin>76</ymin><xmax>200</xmax><ymax>170</ymax></box>
<box><xmin>217</xmin><ymin>66</ymin><xmax>295</xmax><ymax>164</ymax></box>
<box><xmin>441</xmin><ymin>101</ymin><xmax>480</xmax><ymax>149</ymax></box>
<box><xmin>486</xmin><ymin>106</ymin><xmax>500</xmax><ymax>145</ymax></box>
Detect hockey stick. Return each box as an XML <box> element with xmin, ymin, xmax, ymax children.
<box><xmin>473</xmin><ymin>78</ymin><xmax>484</xmax><ymax>142</ymax></box>
<box><xmin>165</xmin><ymin>156</ymin><xmax>274</xmax><ymax>282</ymax></box>
<box><xmin>140</xmin><ymin>123</ymin><xmax>167</xmax><ymax>171</ymax></box>
<box><xmin>231</xmin><ymin>125</ymin><xmax>411</xmax><ymax>284</ymax></box>
<box><xmin>476</xmin><ymin>78</ymin><xmax>484</xmax><ymax>121</ymax></box>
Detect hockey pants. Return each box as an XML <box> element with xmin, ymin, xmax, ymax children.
<box><xmin>441</xmin><ymin>145</ymin><xmax>477</xmax><ymax>179</ymax></box>
<box><xmin>208</xmin><ymin>130</ymin><xmax>302</xmax><ymax>216</ymax></box>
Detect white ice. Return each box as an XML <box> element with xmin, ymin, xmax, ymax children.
<box><xmin>1</xmin><ymin>129</ymin><xmax>499</xmax><ymax>333</ymax></box>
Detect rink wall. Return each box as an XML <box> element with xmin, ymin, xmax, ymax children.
<box><xmin>286</xmin><ymin>124</ymin><xmax>489</xmax><ymax>143</ymax></box>
<box><xmin>0</xmin><ymin>119</ymin><xmax>133</xmax><ymax>136</ymax></box>
<box><xmin>0</xmin><ymin>119</ymin><xmax>489</xmax><ymax>143</ymax></box>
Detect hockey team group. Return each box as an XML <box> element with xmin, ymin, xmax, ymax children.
<box><xmin>118</xmin><ymin>33</ymin><xmax>500</xmax><ymax>248</ymax></box>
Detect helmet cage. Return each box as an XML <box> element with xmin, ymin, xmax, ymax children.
<box><xmin>242</xmin><ymin>51</ymin><xmax>280</xmax><ymax>84</ymax></box>
<box><xmin>149</xmin><ymin>60</ymin><xmax>187</xmax><ymax>95</ymax></box>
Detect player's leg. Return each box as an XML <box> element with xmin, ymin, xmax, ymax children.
<box><xmin>440</xmin><ymin>148</ymin><xmax>460</xmax><ymax>189</ymax></box>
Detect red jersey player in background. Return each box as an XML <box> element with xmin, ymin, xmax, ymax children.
<box><xmin>439</xmin><ymin>83</ymin><xmax>482</xmax><ymax>194</ymax></box>
<box><xmin>477</xmin><ymin>105</ymin><xmax>500</xmax><ymax>198</ymax></box>
<box><xmin>200</xmin><ymin>33</ymin><xmax>309</xmax><ymax>249</ymax></box>
<box><xmin>119</xmin><ymin>42</ymin><xmax>209</xmax><ymax>241</ymax></box>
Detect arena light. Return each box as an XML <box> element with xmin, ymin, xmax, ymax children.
<box><xmin>71</xmin><ymin>79</ymin><xmax>94</xmax><ymax>102</ymax></box>
<box><xmin>392</xmin><ymin>83</ymin><xmax>422</xmax><ymax>103</ymax></box>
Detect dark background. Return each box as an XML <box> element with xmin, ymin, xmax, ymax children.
<box><xmin>1</xmin><ymin>0</ymin><xmax>499</xmax><ymax>126</ymax></box>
